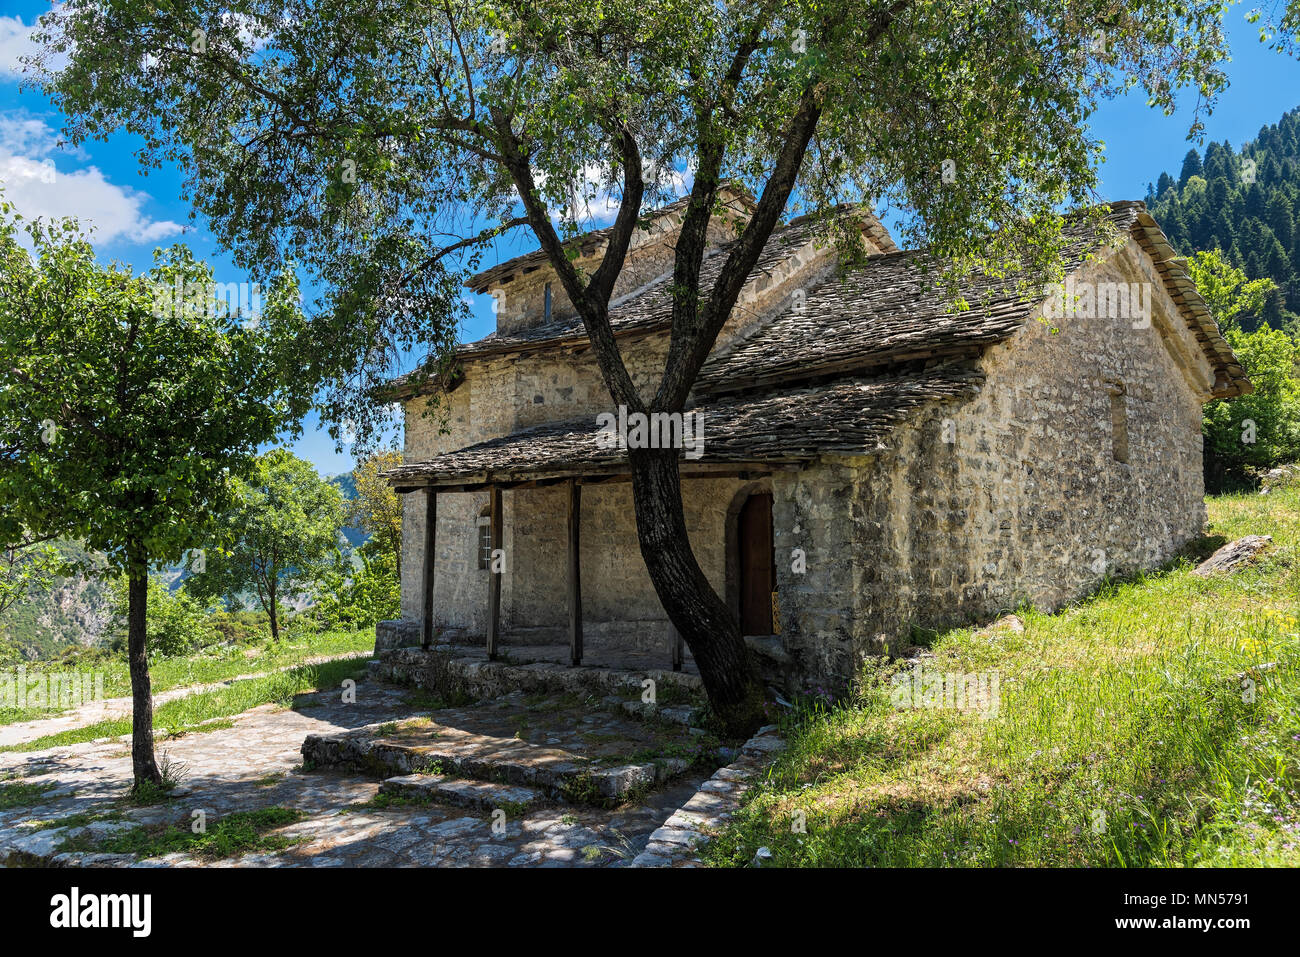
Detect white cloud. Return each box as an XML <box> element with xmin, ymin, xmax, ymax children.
<box><xmin>0</xmin><ymin>112</ymin><xmax>60</xmax><ymax>155</ymax></box>
<box><xmin>0</xmin><ymin>113</ymin><xmax>183</xmax><ymax>246</ymax></box>
<box><xmin>1</xmin><ymin>14</ymin><xmax>45</xmax><ymax>78</ymax></box>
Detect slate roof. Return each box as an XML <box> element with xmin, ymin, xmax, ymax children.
<box><xmin>385</xmin><ymin>199</ymin><xmax>1252</xmax><ymax>489</ymax></box>
<box><xmin>386</xmin><ymin>366</ymin><xmax>982</xmax><ymax>491</ymax></box>
<box><xmin>693</xmin><ymin>204</ymin><xmax>1131</xmax><ymax>396</ymax></box>
<box><xmin>696</xmin><ymin>202</ymin><xmax>1251</xmax><ymax>398</ymax></box>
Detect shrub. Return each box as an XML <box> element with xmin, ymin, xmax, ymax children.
<box><xmin>109</xmin><ymin>575</ymin><xmax>219</xmax><ymax>659</ymax></box>
<box><xmin>1203</xmin><ymin>325</ymin><xmax>1300</xmax><ymax>489</ymax></box>
<box><xmin>208</xmin><ymin>608</ymin><xmax>269</xmax><ymax>645</ymax></box>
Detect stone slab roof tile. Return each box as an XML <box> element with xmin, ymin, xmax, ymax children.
<box><xmin>385</xmin><ymin>366</ymin><xmax>982</xmax><ymax>490</ymax></box>
<box><xmin>694</xmin><ymin>203</ymin><xmax>1139</xmax><ymax>395</ymax></box>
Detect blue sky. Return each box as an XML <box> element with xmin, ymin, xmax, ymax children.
<box><xmin>3</xmin><ymin>2</ymin><xmax>1300</xmax><ymax>477</ymax></box>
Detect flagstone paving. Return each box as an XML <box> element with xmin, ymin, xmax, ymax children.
<box><xmin>0</xmin><ymin>672</ymin><xmax>724</xmax><ymax>868</ymax></box>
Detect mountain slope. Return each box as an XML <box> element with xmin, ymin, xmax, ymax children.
<box><xmin>1146</xmin><ymin>105</ymin><xmax>1300</xmax><ymax>332</ymax></box>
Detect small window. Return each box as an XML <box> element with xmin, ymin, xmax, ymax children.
<box><xmin>476</xmin><ymin>507</ymin><xmax>492</xmax><ymax>569</ymax></box>
<box><xmin>1108</xmin><ymin>385</ymin><xmax>1129</xmax><ymax>464</ymax></box>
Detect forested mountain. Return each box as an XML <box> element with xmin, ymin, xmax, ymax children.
<box><xmin>1146</xmin><ymin>106</ymin><xmax>1300</xmax><ymax>333</ymax></box>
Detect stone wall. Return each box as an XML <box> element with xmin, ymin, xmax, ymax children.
<box><xmin>771</xmin><ymin>239</ymin><xmax>1213</xmax><ymax>690</ymax></box>
<box><xmin>487</xmin><ymin>215</ymin><xmax>742</xmax><ymax>335</ymax></box>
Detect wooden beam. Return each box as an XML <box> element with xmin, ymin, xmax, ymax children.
<box><xmin>567</xmin><ymin>479</ymin><xmax>583</xmax><ymax>667</ymax></box>
<box><xmin>668</xmin><ymin>621</ymin><xmax>684</xmax><ymax>673</ymax></box>
<box><xmin>421</xmin><ymin>488</ymin><xmax>436</xmax><ymax>650</ymax></box>
<box><xmin>388</xmin><ymin>461</ymin><xmax>806</xmax><ymax>493</ymax></box>
<box><xmin>486</xmin><ymin>485</ymin><xmax>503</xmax><ymax>660</ymax></box>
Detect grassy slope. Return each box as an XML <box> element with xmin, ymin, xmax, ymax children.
<box><xmin>706</xmin><ymin>486</ymin><xmax>1300</xmax><ymax>867</ymax></box>
<box><xmin>0</xmin><ymin>627</ymin><xmax>374</xmax><ymax>727</ymax></box>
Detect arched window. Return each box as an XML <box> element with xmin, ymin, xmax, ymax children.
<box><xmin>476</xmin><ymin>506</ymin><xmax>492</xmax><ymax>569</ymax></box>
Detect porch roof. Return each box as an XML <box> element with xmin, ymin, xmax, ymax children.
<box><xmin>385</xmin><ymin>366</ymin><xmax>983</xmax><ymax>492</ymax></box>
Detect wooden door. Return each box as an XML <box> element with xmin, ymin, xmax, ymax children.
<box><xmin>738</xmin><ymin>492</ymin><xmax>774</xmax><ymax>635</ymax></box>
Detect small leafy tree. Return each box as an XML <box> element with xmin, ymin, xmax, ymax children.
<box><xmin>1203</xmin><ymin>327</ymin><xmax>1300</xmax><ymax>487</ymax></box>
<box><xmin>1190</xmin><ymin>249</ymin><xmax>1300</xmax><ymax>486</ymax></box>
<box><xmin>348</xmin><ymin>451</ymin><xmax>404</xmax><ymax>568</ymax></box>
<box><xmin>0</xmin><ymin>203</ymin><xmax>300</xmax><ymax>791</ymax></box>
<box><xmin>187</xmin><ymin>450</ymin><xmax>345</xmax><ymax>641</ymax></box>
<box><xmin>313</xmin><ymin>549</ymin><xmax>402</xmax><ymax>629</ymax></box>
<box><xmin>1184</xmin><ymin>249</ymin><xmax>1276</xmax><ymax>334</ymax></box>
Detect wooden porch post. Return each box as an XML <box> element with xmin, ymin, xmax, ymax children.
<box><xmin>668</xmin><ymin>621</ymin><xmax>684</xmax><ymax>672</ymax></box>
<box><xmin>567</xmin><ymin>479</ymin><xmax>583</xmax><ymax>667</ymax></box>
<box><xmin>486</xmin><ymin>485</ymin><xmax>502</xmax><ymax>660</ymax></box>
<box><xmin>421</xmin><ymin>487</ymin><xmax>436</xmax><ymax>650</ymax></box>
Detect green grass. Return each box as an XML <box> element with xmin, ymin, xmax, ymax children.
<box><xmin>0</xmin><ymin>657</ymin><xmax>371</xmax><ymax>753</ymax></box>
<box><xmin>704</xmin><ymin>485</ymin><xmax>1300</xmax><ymax>868</ymax></box>
<box><xmin>57</xmin><ymin>806</ymin><xmax>304</xmax><ymax>860</ymax></box>
<box><xmin>0</xmin><ymin>627</ymin><xmax>374</xmax><ymax>727</ymax></box>
<box><xmin>0</xmin><ymin>780</ymin><xmax>56</xmax><ymax>809</ymax></box>
<box><xmin>25</xmin><ymin>809</ymin><xmax>125</xmax><ymax>831</ymax></box>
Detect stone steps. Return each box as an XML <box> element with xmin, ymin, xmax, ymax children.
<box><xmin>303</xmin><ymin>721</ymin><xmax>691</xmax><ymax>805</ymax></box>
<box><xmin>379</xmin><ymin>774</ymin><xmax>543</xmax><ymax>813</ymax></box>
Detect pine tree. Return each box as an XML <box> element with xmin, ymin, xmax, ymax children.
<box><xmin>1150</xmin><ymin>106</ymin><xmax>1300</xmax><ymax>332</ymax></box>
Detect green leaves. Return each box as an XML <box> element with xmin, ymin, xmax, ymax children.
<box><xmin>1203</xmin><ymin>325</ymin><xmax>1300</xmax><ymax>480</ymax></box>
<box><xmin>1184</xmin><ymin>248</ymin><xmax>1277</xmax><ymax>334</ymax></box>
<box><xmin>0</xmin><ymin>206</ymin><xmax>300</xmax><ymax>578</ymax></box>
<box><xmin>23</xmin><ymin>0</ymin><xmax>1258</xmax><ymax>447</ymax></box>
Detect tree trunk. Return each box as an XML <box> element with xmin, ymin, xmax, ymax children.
<box><xmin>628</xmin><ymin>446</ymin><xmax>766</xmax><ymax>738</ymax></box>
<box><xmin>126</xmin><ymin>568</ymin><xmax>162</xmax><ymax>791</ymax></box>
<box><xmin>267</xmin><ymin>577</ymin><xmax>280</xmax><ymax>642</ymax></box>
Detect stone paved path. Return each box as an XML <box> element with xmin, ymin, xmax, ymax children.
<box><xmin>0</xmin><ymin>651</ymin><xmax>372</xmax><ymax>748</ymax></box>
<box><xmin>0</xmin><ymin>673</ymin><xmax>717</xmax><ymax>867</ymax></box>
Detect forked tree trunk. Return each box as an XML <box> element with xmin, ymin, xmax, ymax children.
<box><xmin>126</xmin><ymin>568</ymin><xmax>162</xmax><ymax>791</ymax></box>
<box><xmin>629</xmin><ymin>446</ymin><xmax>766</xmax><ymax>737</ymax></box>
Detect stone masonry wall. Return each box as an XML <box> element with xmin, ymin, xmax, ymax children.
<box><xmin>488</xmin><ymin>216</ymin><xmax>742</xmax><ymax>335</ymax></box>
<box><xmin>771</xmin><ymin>238</ymin><xmax>1214</xmax><ymax>690</ymax></box>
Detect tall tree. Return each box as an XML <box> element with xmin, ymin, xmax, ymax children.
<box><xmin>31</xmin><ymin>0</ymin><xmax>1238</xmax><ymax>734</ymax></box>
<box><xmin>187</xmin><ymin>449</ymin><xmax>345</xmax><ymax>641</ymax></box>
<box><xmin>0</xmin><ymin>204</ymin><xmax>299</xmax><ymax>791</ymax></box>
<box><xmin>1178</xmin><ymin>148</ymin><xmax>1204</xmax><ymax>188</ymax></box>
